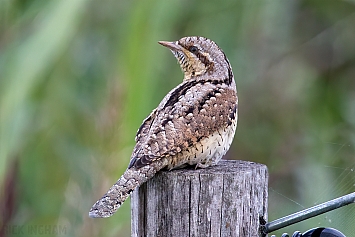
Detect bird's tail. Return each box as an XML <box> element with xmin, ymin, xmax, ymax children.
<box><xmin>89</xmin><ymin>158</ymin><xmax>168</xmax><ymax>218</ymax></box>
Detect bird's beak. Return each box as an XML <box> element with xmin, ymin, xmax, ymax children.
<box><xmin>158</xmin><ymin>41</ymin><xmax>182</xmax><ymax>51</ymax></box>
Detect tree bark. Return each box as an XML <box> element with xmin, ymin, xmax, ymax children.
<box><xmin>131</xmin><ymin>160</ymin><xmax>268</xmax><ymax>237</ymax></box>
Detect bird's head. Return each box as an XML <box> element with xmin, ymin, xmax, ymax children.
<box><xmin>159</xmin><ymin>36</ymin><xmax>232</xmax><ymax>81</ymax></box>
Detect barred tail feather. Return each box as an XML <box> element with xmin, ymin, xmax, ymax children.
<box><xmin>89</xmin><ymin>158</ymin><xmax>168</xmax><ymax>218</ymax></box>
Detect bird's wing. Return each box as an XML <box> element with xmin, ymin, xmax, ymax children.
<box><xmin>129</xmin><ymin>80</ymin><xmax>237</xmax><ymax>168</ymax></box>
<box><xmin>127</xmin><ymin>108</ymin><xmax>157</xmax><ymax>168</ymax></box>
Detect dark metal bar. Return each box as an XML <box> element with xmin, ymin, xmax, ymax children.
<box><xmin>264</xmin><ymin>192</ymin><xmax>355</xmax><ymax>234</ymax></box>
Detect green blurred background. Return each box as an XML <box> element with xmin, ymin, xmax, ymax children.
<box><xmin>1</xmin><ymin>0</ymin><xmax>355</xmax><ymax>236</ymax></box>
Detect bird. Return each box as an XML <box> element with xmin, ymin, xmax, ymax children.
<box><xmin>89</xmin><ymin>36</ymin><xmax>238</xmax><ymax>218</ymax></box>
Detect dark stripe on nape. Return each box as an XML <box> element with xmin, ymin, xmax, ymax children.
<box><xmin>164</xmin><ymin>80</ymin><xmax>204</xmax><ymax>108</ymax></box>
<box><xmin>164</xmin><ymin>78</ymin><xmax>230</xmax><ymax>109</ymax></box>
<box><xmin>223</xmin><ymin>52</ymin><xmax>233</xmax><ymax>85</ymax></box>
<box><xmin>227</xmin><ymin>67</ymin><xmax>233</xmax><ymax>85</ymax></box>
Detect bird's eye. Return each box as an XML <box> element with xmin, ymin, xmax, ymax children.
<box><xmin>189</xmin><ymin>46</ymin><xmax>198</xmax><ymax>53</ymax></box>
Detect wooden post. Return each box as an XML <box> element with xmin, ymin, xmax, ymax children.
<box><xmin>131</xmin><ymin>160</ymin><xmax>268</xmax><ymax>237</ymax></box>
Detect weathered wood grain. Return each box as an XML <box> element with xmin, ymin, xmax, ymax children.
<box><xmin>131</xmin><ymin>160</ymin><xmax>268</xmax><ymax>237</ymax></box>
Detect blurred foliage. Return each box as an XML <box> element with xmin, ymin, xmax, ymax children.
<box><xmin>0</xmin><ymin>0</ymin><xmax>355</xmax><ymax>236</ymax></box>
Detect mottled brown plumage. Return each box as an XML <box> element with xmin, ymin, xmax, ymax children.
<box><xmin>89</xmin><ymin>36</ymin><xmax>238</xmax><ymax>218</ymax></box>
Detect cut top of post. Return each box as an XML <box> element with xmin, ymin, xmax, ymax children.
<box><xmin>131</xmin><ymin>160</ymin><xmax>268</xmax><ymax>237</ymax></box>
